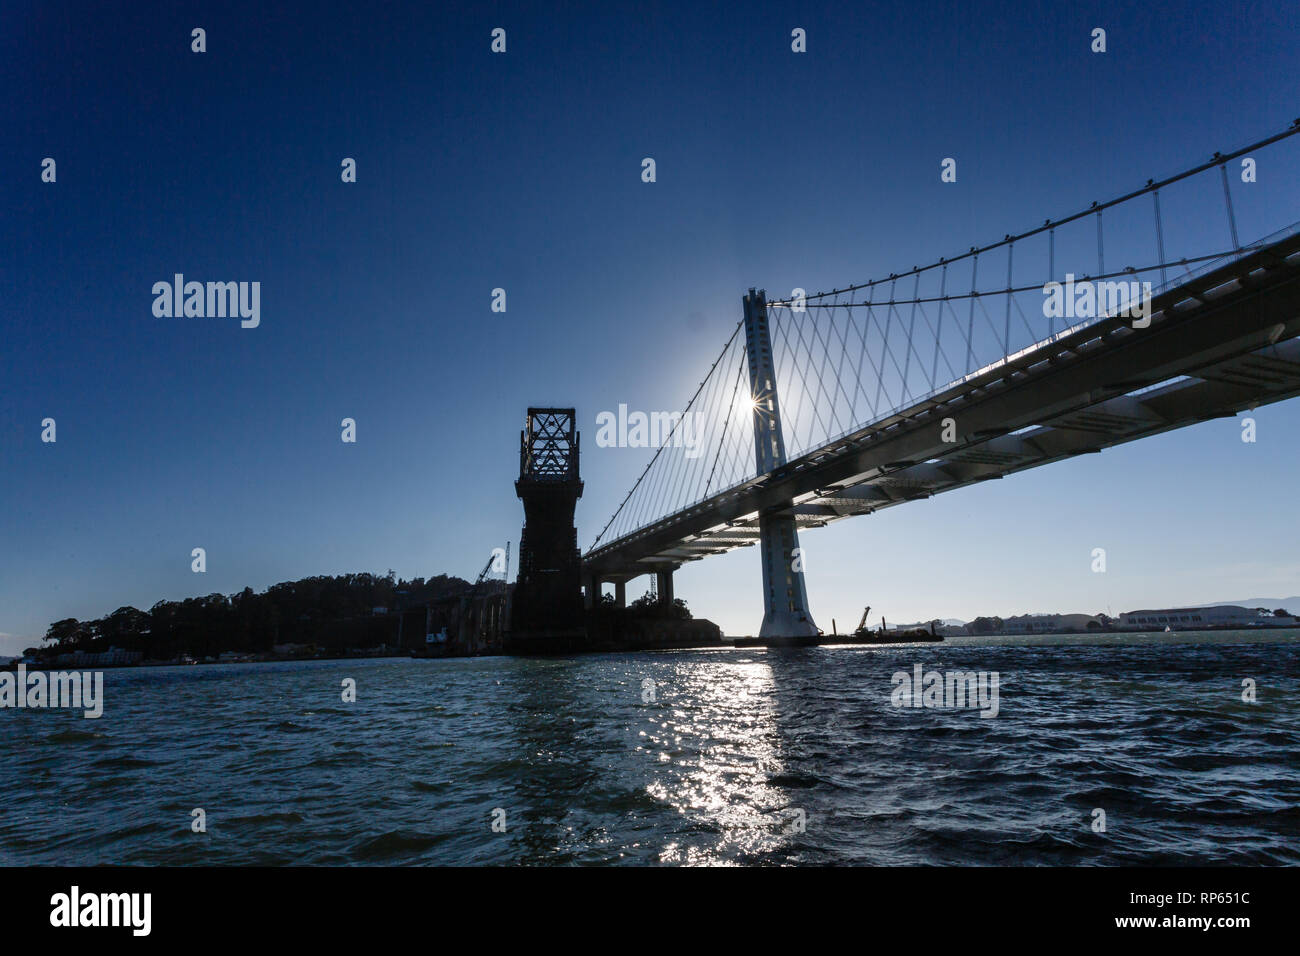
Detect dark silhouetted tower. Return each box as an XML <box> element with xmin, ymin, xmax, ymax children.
<box><xmin>506</xmin><ymin>408</ymin><xmax>586</xmax><ymax>650</ymax></box>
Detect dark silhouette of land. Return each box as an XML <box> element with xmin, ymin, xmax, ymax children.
<box><xmin>23</xmin><ymin>570</ymin><xmax>720</xmax><ymax>666</ymax></box>
<box><xmin>28</xmin><ymin>572</ymin><xmax>474</xmax><ymax>665</ymax></box>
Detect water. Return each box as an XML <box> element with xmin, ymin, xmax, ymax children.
<box><xmin>3</xmin><ymin>630</ymin><xmax>1297</xmax><ymax>865</ymax></box>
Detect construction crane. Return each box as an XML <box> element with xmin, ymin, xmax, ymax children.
<box><xmin>471</xmin><ymin>542</ymin><xmax>511</xmax><ymax>591</ymax></box>
<box><xmin>855</xmin><ymin>606</ymin><xmax>872</xmax><ymax>635</ymax></box>
<box><xmin>456</xmin><ymin>544</ymin><xmax>511</xmax><ymax>654</ymax></box>
<box><xmin>472</xmin><ymin>554</ymin><xmax>494</xmax><ymax>589</ymax></box>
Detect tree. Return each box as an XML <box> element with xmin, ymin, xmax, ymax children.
<box><xmin>102</xmin><ymin>606</ymin><xmax>149</xmax><ymax>643</ymax></box>
<box><xmin>628</xmin><ymin>594</ymin><xmax>692</xmax><ymax>620</ymax></box>
<box><xmin>44</xmin><ymin>618</ymin><xmax>89</xmax><ymax>648</ymax></box>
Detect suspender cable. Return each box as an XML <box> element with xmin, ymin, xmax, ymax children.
<box><xmin>589</xmin><ymin>319</ymin><xmax>743</xmax><ymax>551</ymax></box>
<box><xmin>902</xmin><ymin>270</ymin><xmax>921</xmax><ymax>402</ymax></box>
<box><xmin>766</xmin><ymin>121</ymin><xmax>1300</xmax><ymax>308</ymax></box>
<box><xmin>1220</xmin><ymin>161</ymin><xmax>1240</xmax><ymax>251</ymax></box>
<box><xmin>932</xmin><ymin>262</ymin><xmax>948</xmax><ymax>385</ymax></box>
<box><xmin>1003</xmin><ymin>240</ymin><xmax>1014</xmax><ymax>355</ymax></box>
<box><xmin>965</xmin><ymin>252</ymin><xmax>979</xmax><ymax>374</ymax></box>
<box><xmin>1096</xmin><ymin>207</ymin><xmax>1104</xmax><ymax>275</ymax></box>
<box><xmin>1047</xmin><ymin>226</ymin><xmax>1056</xmax><ymax>337</ymax></box>
<box><xmin>1153</xmin><ymin>188</ymin><xmax>1168</xmax><ymax>287</ymax></box>
<box><xmin>874</xmin><ymin>278</ymin><xmax>898</xmax><ymax>413</ymax></box>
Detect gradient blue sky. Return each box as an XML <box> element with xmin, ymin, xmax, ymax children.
<box><xmin>3</xmin><ymin>0</ymin><xmax>1300</xmax><ymax>652</ymax></box>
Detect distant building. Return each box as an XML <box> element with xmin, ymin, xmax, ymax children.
<box><xmin>52</xmin><ymin>646</ymin><xmax>143</xmax><ymax>667</ymax></box>
<box><xmin>1119</xmin><ymin>605</ymin><xmax>1298</xmax><ymax>629</ymax></box>
<box><xmin>272</xmin><ymin>642</ymin><xmax>313</xmax><ymax>656</ymax></box>
<box><xmin>217</xmin><ymin>651</ymin><xmax>255</xmax><ymax>663</ymax></box>
<box><xmin>1001</xmin><ymin>613</ymin><xmax>1103</xmax><ymax>634</ymax></box>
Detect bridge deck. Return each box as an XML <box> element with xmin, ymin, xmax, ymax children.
<box><xmin>584</xmin><ymin>232</ymin><xmax>1300</xmax><ymax>581</ymax></box>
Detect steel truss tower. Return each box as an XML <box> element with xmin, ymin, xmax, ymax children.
<box><xmin>506</xmin><ymin>408</ymin><xmax>586</xmax><ymax>649</ymax></box>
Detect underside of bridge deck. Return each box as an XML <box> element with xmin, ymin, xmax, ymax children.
<box><xmin>585</xmin><ymin>233</ymin><xmax>1300</xmax><ymax>581</ymax></box>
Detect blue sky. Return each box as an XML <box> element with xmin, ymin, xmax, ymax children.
<box><xmin>3</xmin><ymin>0</ymin><xmax>1300</xmax><ymax>651</ymax></box>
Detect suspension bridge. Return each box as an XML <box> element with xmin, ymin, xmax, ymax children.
<box><xmin>579</xmin><ymin>121</ymin><xmax>1300</xmax><ymax>643</ymax></box>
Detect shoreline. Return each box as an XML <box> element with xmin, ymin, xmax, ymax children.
<box><xmin>8</xmin><ymin>624</ymin><xmax>1300</xmax><ymax>671</ymax></box>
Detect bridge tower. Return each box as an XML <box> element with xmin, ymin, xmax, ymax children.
<box><xmin>505</xmin><ymin>408</ymin><xmax>586</xmax><ymax>651</ymax></box>
<box><xmin>744</xmin><ymin>289</ymin><xmax>820</xmax><ymax>642</ymax></box>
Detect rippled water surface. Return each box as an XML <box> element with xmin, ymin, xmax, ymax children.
<box><xmin>3</xmin><ymin>630</ymin><xmax>1298</xmax><ymax>865</ymax></box>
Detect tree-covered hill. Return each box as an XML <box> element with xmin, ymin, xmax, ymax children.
<box><xmin>30</xmin><ymin>571</ymin><xmax>473</xmax><ymax>661</ymax></box>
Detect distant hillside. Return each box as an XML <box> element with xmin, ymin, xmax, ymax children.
<box><xmin>1198</xmin><ymin>597</ymin><xmax>1300</xmax><ymax>611</ymax></box>
<box><xmin>26</xmin><ymin>571</ymin><xmax>475</xmax><ymax>662</ymax></box>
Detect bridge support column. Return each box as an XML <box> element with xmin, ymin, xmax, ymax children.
<box><xmin>744</xmin><ymin>289</ymin><xmax>819</xmax><ymax>642</ymax></box>
<box><xmin>655</xmin><ymin>567</ymin><xmax>675</xmax><ymax>608</ymax></box>
<box><xmin>615</xmin><ymin>580</ymin><xmax>626</xmax><ymax>608</ymax></box>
